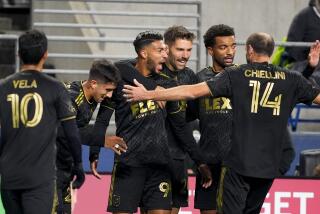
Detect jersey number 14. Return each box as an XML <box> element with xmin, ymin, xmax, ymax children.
<box><xmin>249</xmin><ymin>80</ymin><xmax>282</xmax><ymax>116</ymax></box>
<box><xmin>7</xmin><ymin>93</ymin><xmax>43</xmax><ymax>128</ymax></box>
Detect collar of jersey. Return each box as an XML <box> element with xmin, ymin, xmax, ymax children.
<box><xmin>80</xmin><ymin>80</ymin><xmax>93</xmax><ymax>104</ymax></box>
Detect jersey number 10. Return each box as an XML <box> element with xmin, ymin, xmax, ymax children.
<box><xmin>7</xmin><ymin>93</ymin><xmax>43</xmax><ymax>128</ymax></box>
<box><xmin>249</xmin><ymin>80</ymin><xmax>282</xmax><ymax>116</ymax></box>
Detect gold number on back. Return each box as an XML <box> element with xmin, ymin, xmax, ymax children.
<box><xmin>7</xmin><ymin>93</ymin><xmax>43</xmax><ymax>128</ymax></box>
<box><xmin>249</xmin><ymin>80</ymin><xmax>282</xmax><ymax>116</ymax></box>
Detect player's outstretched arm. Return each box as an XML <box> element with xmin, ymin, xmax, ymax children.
<box><xmin>123</xmin><ymin>79</ymin><xmax>211</xmax><ymax>102</ymax></box>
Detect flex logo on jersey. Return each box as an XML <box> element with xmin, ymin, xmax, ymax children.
<box><xmin>202</xmin><ymin>97</ymin><xmax>232</xmax><ymax>113</ymax></box>
<box><xmin>130</xmin><ymin>100</ymin><xmax>160</xmax><ymax>119</ymax></box>
<box><xmin>159</xmin><ymin>182</ymin><xmax>171</xmax><ymax>198</ymax></box>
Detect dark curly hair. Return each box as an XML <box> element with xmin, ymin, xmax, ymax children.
<box><xmin>203</xmin><ymin>24</ymin><xmax>235</xmax><ymax>48</ymax></box>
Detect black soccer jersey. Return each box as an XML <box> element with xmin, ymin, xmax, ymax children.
<box><xmin>0</xmin><ymin>70</ymin><xmax>76</xmax><ymax>189</ymax></box>
<box><xmin>161</xmin><ymin>64</ymin><xmax>201</xmax><ymax>162</ymax></box>
<box><xmin>106</xmin><ymin>61</ymin><xmax>171</xmax><ymax>166</ymax></box>
<box><xmin>116</xmin><ymin>60</ymin><xmax>203</xmax><ymax>164</ymax></box>
<box><xmin>206</xmin><ymin>62</ymin><xmax>320</xmax><ymax>178</ymax></box>
<box><xmin>195</xmin><ymin>67</ymin><xmax>233</xmax><ymax>164</ymax></box>
<box><xmin>56</xmin><ymin>81</ymin><xmax>112</xmax><ymax>171</ymax></box>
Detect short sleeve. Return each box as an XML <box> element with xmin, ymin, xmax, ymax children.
<box><xmin>56</xmin><ymin>83</ymin><xmax>76</xmax><ymax>121</ymax></box>
<box><xmin>295</xmin><ymin>73</ymin><xmax>320</xmax><ymax>105</ymax></box>
<box><xmin>205</xmin><ymin>70</ymin><xmax>232</xmax><ymax>98</ymax></box>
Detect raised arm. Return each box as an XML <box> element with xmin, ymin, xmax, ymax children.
<box><xmin>123</xmin><ymin>79</ymin><xmax>211</xmax><ymax>102</ymax></box>
<box><xmin>303</xmin><ymin>40</ymin><xmax>320</xmax><ymax>79</ymax></box>
<box><xmin>308</xmin><ymin>40</ymin><xmax>320</xmax><ymax>68</ymax></box>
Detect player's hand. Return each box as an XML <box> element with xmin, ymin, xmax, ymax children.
<box><xmin>123</xmin><ymin>79</ymin><xmax>150</xmax><ymax>102</ymax></box>
<box><xmin>71</xmin><ymin>162</ymin><xmax>85</xmax><ymax>189</ymax></box>
<box><xmin>156</xmin><ymin>101</ymin><xmax>166</xmax><ymax>109</ymax></box>
<box><xmin>105</xmin><ymin>135</ymin><xmax>127</xmax><ymax>155</ymax></box>
<box><xmin>198</xmin><ymin>164</ymin><xmax>212</xmax><ymax>188</ymax></box>
<box><xmin>308</xmin><ymin>40</ymin><xmax>320</xmax><ymax>68</ymax></box>
<box><xmin>90</xmin><ymin>159</ymin><xmax>102</xmax><ymax>180</ymax></box>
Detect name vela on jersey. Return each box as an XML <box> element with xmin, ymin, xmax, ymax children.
<box><xmin>244</xmin><ymin>69</ymin><xmax>286</xmax><ymax>80</ymax></box>
<box><xmin>202</xmin><ymin>97</ymin><xmax>232</xmax><ymax>113</ymax></box>
<box><xmin>130</xmin><ymin>100</ymin><xmax>161</xmax><ymax>119</ymax></box>
<box><xmin>13</xmin><ymin>79</ymin><xmax>37</xmax><ymax>88</ymax></box>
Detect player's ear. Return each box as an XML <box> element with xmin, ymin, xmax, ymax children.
<box><xmin>90</xmin><ymin>79</ymin><xmax>98</xmax><ymax>89</ymax></box>
<box><xmin>247</xmin><ymin>45</ymin><xmax>254</xmax><ymax>55</ymax></box>
<box><xmin>42</xmin><ymin>51</ymin><xmax>48</xmax><ymax>61</ymax></box>
<box><xmin>139</xmin><ymin>48</ymin><xmax>147</xmax><ymax>59</ymax></box>
<box><xmin>165</xmin><ymin>44</ymin><xmax>169</xmax><ymax>55</ymax></box>
<box><xmin>207</xmin><ymin>46</ymin><xmax>214</xmax><ymax>57</ymax></box>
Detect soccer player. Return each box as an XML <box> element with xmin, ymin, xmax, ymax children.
<box><xmin>0</xmin><ymin>29</ymin><xmax>84</xmax><ymax>214</ymax></box>
<box><xmin>189</xmin><ymin>24</ymin><xmax>236</xmax><ymax>214</ymax></box>
<box><xmin>107</xmin><ymin>26</ymin><xmax>212</xmax><ymax>214</ymax></box>
<box><xmin>162</xmin><ymin>25</ymin><xmax>211</xmax><ymax>214</ymax></box>
<box><xmin>189</xmin><ymin>25</ymin><xmax>295</xmax><ymax>214</ymax></box>
<box><xmin>54</xmin><ymin>59</ymin><xmax>126</xmax><ymax>214</ymax></box>
<box><xmin>123</xmin><ymin>33</ymin><xmax>320</xmax><ymax>214</ymax></box>
<box><xmin>92</xmin><ymin>31</ymin><xmax>173</xmax><ymax>214</ymax></box>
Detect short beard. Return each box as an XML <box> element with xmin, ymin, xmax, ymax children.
<box><xmin>168</xmin><ymin>57</ymin><xmax>179</xmax><ymax>71</ymax></box>
<box><xmin>146</xmin><ymin>58</ymin><xmax>157</xmax><ymax>74</ymax></box>
<box><xmin>214</xmin><ymin>57</ymin><xmax>232</xmax><ymax>70</ymax></box>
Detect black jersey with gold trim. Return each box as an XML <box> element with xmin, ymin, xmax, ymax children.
<box><xmin>115</xmin><ymin>60</ymin><xmax>203</xmax><ymax>165</ymax></box>
<box><xmin>0</xmin><ymin>70</ymin><xmax>76</xmax><ymax>189</ymax></box>
<box><xmin>161</xmin><ymin>64</ymin><xmax>201</xmax><ymax>162</ymax></box>
<box><xmin>56</xmin><ymin>81</ymin><xmax>112</xmax><ymax>171</ymax></box>
<box><xmin>206</xmin><ymin>63</ymin><xmax>320</xmax><ymax>178</ymax></box>
<box><xmin>196</xmin><ymin>66</ymin><xmax>233</xmax><ymax>164</ymax></box>
<box><xmin>110</xmin><ymin>62</ymin><xmax>172</xmax><ymax>166</ymax></box>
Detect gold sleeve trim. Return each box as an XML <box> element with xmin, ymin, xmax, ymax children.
<box><xmin>168</xmin><ymin>106</ymin><xmax>183</xmax><ymax>114</ymax></box>
<box><xmin>100</xmin><ymin>105</ymin><xmax>115</xmax><ymax>111</ymax></box>
<box><xmin>60</xmin><ymin>115</ymin><xmax>76</xmax><ymax>122</ymax></box>
<box><xmin>158</xmin><ymin>72</ymin><xmax>170</xmax><ymax>79</ymax></box>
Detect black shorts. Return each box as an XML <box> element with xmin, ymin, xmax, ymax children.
<box><xmin>53</xmin><ymin>169</ymin><xmax>73</xmax><ymax>214</ymax></box>
<box><xmin>169</xmin><ymin>159</ymin><xmax>188</xmax><ymax>208</ymax></box>
<box><xmin>217</xmin><ymin>167</ymin><xmax>274</xmax><ymax>214</ymax></box>
<box><xmin>1</xmin><ymin>180</ymin><xmax>54</xmax><ymax>214</ymax></box>
<box><xmin>107</xmin><ymin>162</ymin><xmax>172</xmax><ymax>213</ymax></box>
<box><xmin>194</xmin><ymin>163</ymin><xmax>221</xmax><ymax>210</ymax></box>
